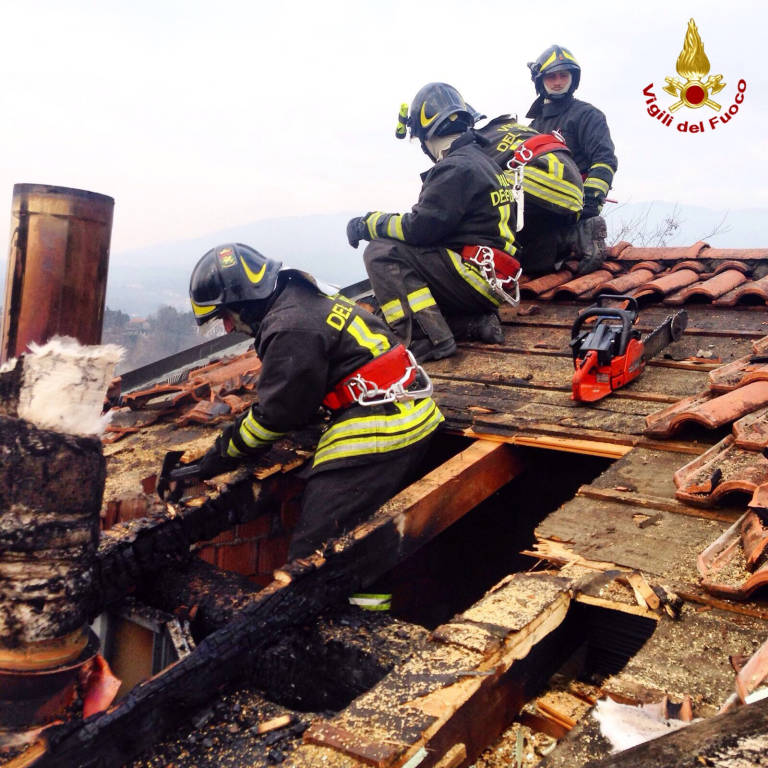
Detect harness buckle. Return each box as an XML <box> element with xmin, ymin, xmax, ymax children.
<box><xmin>465</xmin><ymin>246</ymin><xmax>522</xmax><ymax>307</ymax></box>
<box><xmin>344</xmin><ymin>349</ymin><xmax>433</xmax><ymax>407</ymax></box>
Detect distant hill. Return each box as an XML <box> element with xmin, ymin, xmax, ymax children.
<box><xmin>1</xmin><ymin>204</ymin><xmax>766</xmax><ymax>317</ymax></box>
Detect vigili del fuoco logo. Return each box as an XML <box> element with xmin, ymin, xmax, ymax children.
<box><xmin>642</xmin><ymin>18</ymin><xmax>746</xmax><ymax>134</ymax></box>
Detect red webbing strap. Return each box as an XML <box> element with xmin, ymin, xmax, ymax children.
<box><xmin>511</xmin><ymin>133</ymin><xmax>570</xmax><ymax>167</ymax></box>
<box><xmin>323</xmin><ymin>344</ymin><xmax>414</xmax><ymax>410</ymax></box>
<box><xmin>461</xmin><ymin>246</ymin><xmax>521</xmax><ymax>282</ymax></box>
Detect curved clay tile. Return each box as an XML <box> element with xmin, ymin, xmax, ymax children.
<box><xmin>733</xmin><ymin>406</ymin><xmax>768</xmax><ymax>450</ymax></box>
<box><xmin>601</xmin><ymin>260</ymin><xmax>624</xmax><ymax>275</ymax></box>
<box><xmin>551</xmin><ymin>269</ymin><xmax>614</xmax><ymax>299</ymax></box>
<box><xmin>600</xmin><ymin>268</ymin><xmax>656</xmax><ymax>294</ymax></box>
<box><xmin>709</xmin><ymin>354</ymin><xmax>768</xmax><ymax>393</ymax></box>
<box><xmin>520</xmin><ymin>270</ymin><xmax>574</xmax><ymax>297</ymax></box>
<box><xmin>607</xmin><ymin>241</ymin><xmax>632</xmax><ymax>259</ymax></box>
<box><xmin>633</xmin><ymin>268</ymin><xmax>701</xmax><ymax>301</ymax></box>
<box><xmin>674</xmin><ymin>435</ymin><xmax>768</xmax><ymax>507</ymax></box>
<box><xmin>701</xmin><ymin>248</ymin><xmax>768</xmax><ymax>261</ymax></box>
<box><xmin>753</xmin><ymin>336</ymin><xmax>768</xmax><ymax>355</ymax></box>
<box><xmin>617</xmin><ymin>241</ymin><xmax>708</xmax><ymax>262</ymax></box>
<box><xmin>645</xmin><ymin>381</ymin><xmax>768</xmax><ymax>437</ymax></box>
<box><xmin>712</xmin><ymin>260</ymin><xmax>751</xmax><ymax>276</ymax></box>
<box><xmin>670</xmin><ymin>260</ymin><xmax>709</xmax><ymax>274</ymax></box>
<box><xmin>663</xmin><ymin>269</ymin><xmax>748</xmax><ymax>306</ymax></box>
<box><xmin>713</xmin><ymin>275</ymin><xmax>768</xmax><ymax>306</ymax></box>
<box><xmin>629</xmin><ymin>261</ymin><xmax>664</xmax><ymax>274</ymax></box>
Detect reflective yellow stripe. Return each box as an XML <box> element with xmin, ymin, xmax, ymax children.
<box><xmin>446</xmin><ymin>250</ymin><xmax>502</xmax><ymax>306</ymax></box>
<box><xmin>346</xmin><ymin>315</ymin><xmax>390</xmax><ymax>357</ymax></box>
<box><xmin>240</xmin><ymin>412</ymin><xmax>285</xmax><ymax>449</ymax></box>
<box><xmin>407</xmin><ymin>286</ymin><xmax>436</xmax><ymax>313</ymax></box>
<box><xmin>584</xmin><ymin>177</ymin><xmax>610</xmax><ymax>195</ymax></box>
<box><xmin>562</xmin><ymin>49</ymin><xmax>577</xmax><ymax>63</ymax></box>
<box><xmin>591</xmin><ymin>162</ymin><xmax>615</xmax><ymax>173</ymax></box>
<box><xmin>349</xmin><ymin>594</ymin><xmax>392</xmax><ymax>610</ymax></box>
<box><xmin>497</xmin><ymin>203</ymin><xmax>516</xmax><ymax>255</ymax></box>
<box><xmin>523</xmin><ymin>167</ymin><xmax>583</xmax><ymax>211</ymax></box>
<box><xmin>226</xmin><ymin>442</ymin><xmax>246</xmax><ymax>458</ymax></box>
<box><xmin>546</xmin><ymin>154</ymin><xmax>564</xmax><ymax>180</ymax></box>
<box><xmin>191</xmin><ymin>300</ymin><xmax>217</xmax><ymax>319</ymax></box>
<box><xmin>366</xmin><ymin>211</ymin><xmax>384</xmax><ymax>239</ymax></box>
<box><xmin>313</xmin><ymin>398</ymin><xmax>443</xmax><ymax>467</ymax></box>
<box><xmin>386</xmin><ymin>214</ymin><xmax>405</xmax><ymax>240</ymax></box>
<box><xmin>381</xmin><ymin>298</ymin><xmax>405</xmax><ymax>323</ymax></box>
<box><xmin>541</xmin><ymin>51</ymin><xmax>557</xmax><ymax>69</ymax></box>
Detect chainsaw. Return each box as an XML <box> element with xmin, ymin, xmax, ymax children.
<box><xmin>570</xmin><ymin>294</ymin><xmax>688</xmax><ymax>402</ymax></box>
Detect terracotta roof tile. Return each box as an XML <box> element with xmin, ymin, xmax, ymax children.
<box><xmin>701</xmin><ymin>248</ymin><xmax>768</xmax><ymax>261</ymax></box>
<box><xmin>633</xmin><ymin>268</ymin><xmax>701</xmax><ymax>301</ymax></box>
<box><xmin>551</xmin><ymin>269</ymin><xmax>614</xmax><ymax>299</ymax></box>
<box><xmin>520</xmin><ymin>270</ymin><xmax>574</xmax><ymax>297</ymax></box>
<box><xmin>616</xmin><ymin>241</ymin><xmax>709</xmax><ymax>262</ymax></box>
<box><xmin>599</xmin><ymin>268</ymin><xmax>656</xmax><ymax>295</ymax></box>
<box><xmin>663</xmin><ymin>269</ymin><xmax>749</xmax><ymax>306</ymax></box>
<box><xmin>709</xmin><ymin>355</ymin><xmax>768</xmax><ymax>393</ymax></box>
<box><xmin>645</xmin><ymin>381</ymin><xmax>768</xmax><ymax>436</ymax></box>
<box><xmin>629</xmin><ymin>261</ymin><xmax>664</xmax><ymax>274</ymax></box>
<box><xmin>670</xmin><ymin>260</ymin><xmax>709</xmax><ymax>274</ymax></box>
<box><xmin>713</xmin><ymin>275</ymin><xmax>768</xmax><ymax>306</ymax></box>
<box><xmin>732</xmin><ymin>407</ymin><xmax>768</xmax><ymax>450</ymax></box>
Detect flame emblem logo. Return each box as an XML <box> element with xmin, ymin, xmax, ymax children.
<box><xmin>663</xmin><ymin>19</ymin><xmax>726</xmax><ymax>111</ymax></box>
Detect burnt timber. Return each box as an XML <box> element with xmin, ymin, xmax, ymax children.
<box><xmin>10</xmin><ymin>298</ymin><xmax>768</xmax><ymax>767</ymax></box>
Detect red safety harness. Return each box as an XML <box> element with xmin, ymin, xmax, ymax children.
<box><xmin>506</xmin><ymin>130</ymin><xmax>570</xmax><ymax>169</ymax></box>
<box><xmin>461</xmin><ymin>245</ymin><xmax>522</xmax><ymax>306</ymax></box>
<box><xmin>323</xmin><ymin>344</ymin><xmax>431</xmax><ymax>410</ymax></box>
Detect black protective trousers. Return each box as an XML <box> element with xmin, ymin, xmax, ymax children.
<box><xmin>363</xmin><ymin>239</ymin><xmax>499</xmax><ymax>347</ymax></box>
<box><xmin>287</xmin><ymin>436</ymin><xmax>434</xmax><ymax>560</ymax></box>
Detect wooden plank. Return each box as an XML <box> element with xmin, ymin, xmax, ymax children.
<box><xmin>32</xmin><ymin>441</ymin><xmax>523</xmax><ymax>768</ymax></box>
<box><xmin>303</xmin><ymin>723</ymin><xmax>399</xmax><ymax>767</ymax></box>
<box><xmin>535</xmin><ymin>496</ymin><xmax>728</xmax><ymax>585</ymax></box>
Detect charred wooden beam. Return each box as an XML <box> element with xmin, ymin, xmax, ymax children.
<box><xmin>28</xmin><ymin>441</ymin><xmax>523</xmax><ymax>767</ymax></box>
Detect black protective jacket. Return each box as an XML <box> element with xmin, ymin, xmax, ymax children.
<box><xmin>227</xmin><ymin>277</ymin><xmax>443</xmax><ymax>473</ymax></box>
<box><xmin>526</xmin><ymin>95</ymin><xmax>617</xmax><ymax>213</ymax></box>
<box><xmin>365</xmin><ymin>132</ymin><xmax>517</xmax><ymax>256</ymax></box>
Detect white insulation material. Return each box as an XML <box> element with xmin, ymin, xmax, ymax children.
<box><xmin>16</xmin><ymin>336</ymin><xmax>124</xmax><ymax>436</ymax></box>
<box><xmin>592</xmin><ymin>696</ymin><xmax>694</xmax><ymax>753</ymax></box>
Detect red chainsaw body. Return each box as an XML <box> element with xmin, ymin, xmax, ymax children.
<box><xmin>571</xmin><ymin>337</ymin><xmax>646</xmax><ymax>402</ymax></box>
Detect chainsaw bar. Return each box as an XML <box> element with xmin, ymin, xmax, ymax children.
<box><xmin>641</xmin><ymin>309</ymin><xmax>688</xmax><ymax>361</ymax></box>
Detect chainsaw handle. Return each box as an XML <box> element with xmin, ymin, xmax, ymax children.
<box><xmin>570</xmin><ymin>307</ymin><xmax>635</xmax><ymax>356</ymax></box>
<box><xmin>593</xmin><ymin>294</ymin><xmax>639</xmax><ymax>315</ymax></box>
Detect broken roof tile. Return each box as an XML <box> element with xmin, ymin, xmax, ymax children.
<box><xmin>732</xmin><ymin>407</ymin><xmax>768</xmax><ymax>450</ymax></box>
<box><xmin>709</xmin><ymin>355</ymin><xmax>768</xmax><ymax>393</ymax></box>
<box><xmin>645</xmin><ymin>382</ymin><xmax>768</xmax><ymax>436</ymax></box>
<box><xmin>674</xmin><ymin>435</ymin><xmax>768</xmax><ymax>506</ymax></box>
<box><xmin>663</xmin><ymin>270</ymin><xmax>749</xmax><ymax>306</ymax></box>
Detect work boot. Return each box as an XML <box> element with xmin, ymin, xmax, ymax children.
<box><xmin>574</xmin><ymin>215</ymin><xmax>608</xmax><ymax>275</ymax></box>
<box><xmin>447</xmin><ymin>313</ymin><xmax>504</xmax><ymax>344</ymax></box>
<box><xmin>409</xmin><ymin>336</ymin><xmax>457</xmax><ymax>363</ymax></box>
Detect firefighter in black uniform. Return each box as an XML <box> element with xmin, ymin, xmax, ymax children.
<box><xmin>525</xmin><ymin>45</ymin><xmax>618</xmax><ymax>273</ymax></box>
<box><xmin>346</xmin><ymin>82</ymin><xmax>522</xmax><ymax>363</ymax></box>
<box><xmin>186</xmin><ymin>243</ymin><xmax>443</xmax><ymax>560</ymax></box>
<box><xmin>475</xmin><ymin>115</ymin><xmax>585</xmax><ymax>274</ymax></box>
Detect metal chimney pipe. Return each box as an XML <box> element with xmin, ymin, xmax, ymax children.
<box><xmin>0</xmin><ymin>184</ymin><xmax>114</xmax><ymax>363</ymax></box>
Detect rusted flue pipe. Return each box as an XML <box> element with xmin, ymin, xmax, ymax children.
<box><xmin>0</xmin><ymin>184</ymin><xmax>114</xmax><ymax>363</ymax></box>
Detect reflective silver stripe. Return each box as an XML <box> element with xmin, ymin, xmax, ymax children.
<box><xmin>240</xmin><ymin>412</ymin><xmax>286</xmax><ymax>448</ymax></box>
<box><xmin>407</xmin><ymin>286</ymin><xmax>436</xmax><ymax>312</ymax></box>
<box><xmin>523</xmin><ymin>167</ymin><xmax>583</xmax><ymax>211</ymax></box>
<box><xmin>381</xmin><ymin>298</ymin><xmax>405</xmax><ymax>323</ymax></box>
<box><xmin>313</xmin><ymin>399</ymin><xmax>443</xmax><ymax>466</ymax></box>
<box><xmin>446</xmin><ymin>249</ymin><xmax>502</xmax><ymax>306</ymax></box>
<box><xmin>386</xmin><ymin>214</ymin><xmax>405</xmax><ymax>240</ymax></box>
<box><xmin>347</xmin><ymin>315</ymin><xmax>390</xmax><ymax>357</ymax></box>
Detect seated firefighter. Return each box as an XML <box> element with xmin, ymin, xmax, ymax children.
<box><xmin>346</xmin><ymin>82</ymin><xmax>522</xmax><ymax>363</ymax></box>
<box><xmin>184</xmin><ymin>243</ymin><xmax>444</xmax><ymax>560</ymax></box>
<box><xmin>525</xmin><ymin>44</ymin><xmax>618</xmax><ymax>272</ymax></box>
<box><xmin>474</xmin><ymin>115</ymin><xmax>589</xmax><ymax>274</ymax></box>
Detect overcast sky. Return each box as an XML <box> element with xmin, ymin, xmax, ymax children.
<box><xmin>0</xmin><ymin>0</ymin><xmax>764</xmax><ymax>260</ymax></box>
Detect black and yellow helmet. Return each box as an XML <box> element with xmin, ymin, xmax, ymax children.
<box><xmin>189</xmin><ymin>243</ymin><xmax>283</xmax><ymax>326</ymax></box>
<box><xmin>399</xmin><ymin>82</ymin><xmax>474</xmax><ymax>144</ymax></box>
<box><xmin>528</xmin><ymin>45</ymin><xmax>581</xmax><ymax>97</ymax></box>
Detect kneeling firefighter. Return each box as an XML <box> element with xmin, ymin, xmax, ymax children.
<box><xmin>346</xmin><ymin>82</ymin><xmax>522</xmax><ymax>363</ymax></box>
<box><xmin>475</xmin><ymin>116</ymin><xmax>589</xmax><ymax>274</ymax></box>
<box><xmin>186</xmin><ymin>243</ymin><xmax>444</xmax><ymax>560</ymax></box>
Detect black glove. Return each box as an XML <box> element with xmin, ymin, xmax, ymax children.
<box><xmin>346</xmin><ymin>216</ymin><xmax>368</xmax><ymax>249</ymax></box>
<box><xmin>197</xmin><ymin>428</ymin><xmax>240</xmax><ymax>480</ymax></box>
<box><xmin>581</xmin><ymin>196</ymin><xmax>602</xmax><ymax>220</ymax></box>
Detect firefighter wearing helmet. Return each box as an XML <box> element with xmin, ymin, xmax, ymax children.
<box><xmin>526</xmin><ymin>45</ymin><xmax>618</xmax><ymax>273</ymax></box>
<box><xmin>184</xmin><ymin>243</ymin><xmax>443</xmax><ymax>559</ymax></box>
<box><xmin>346</xmin><ymin>82</ymin><xmax>522</xmax><ymax>363</ymax></box>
